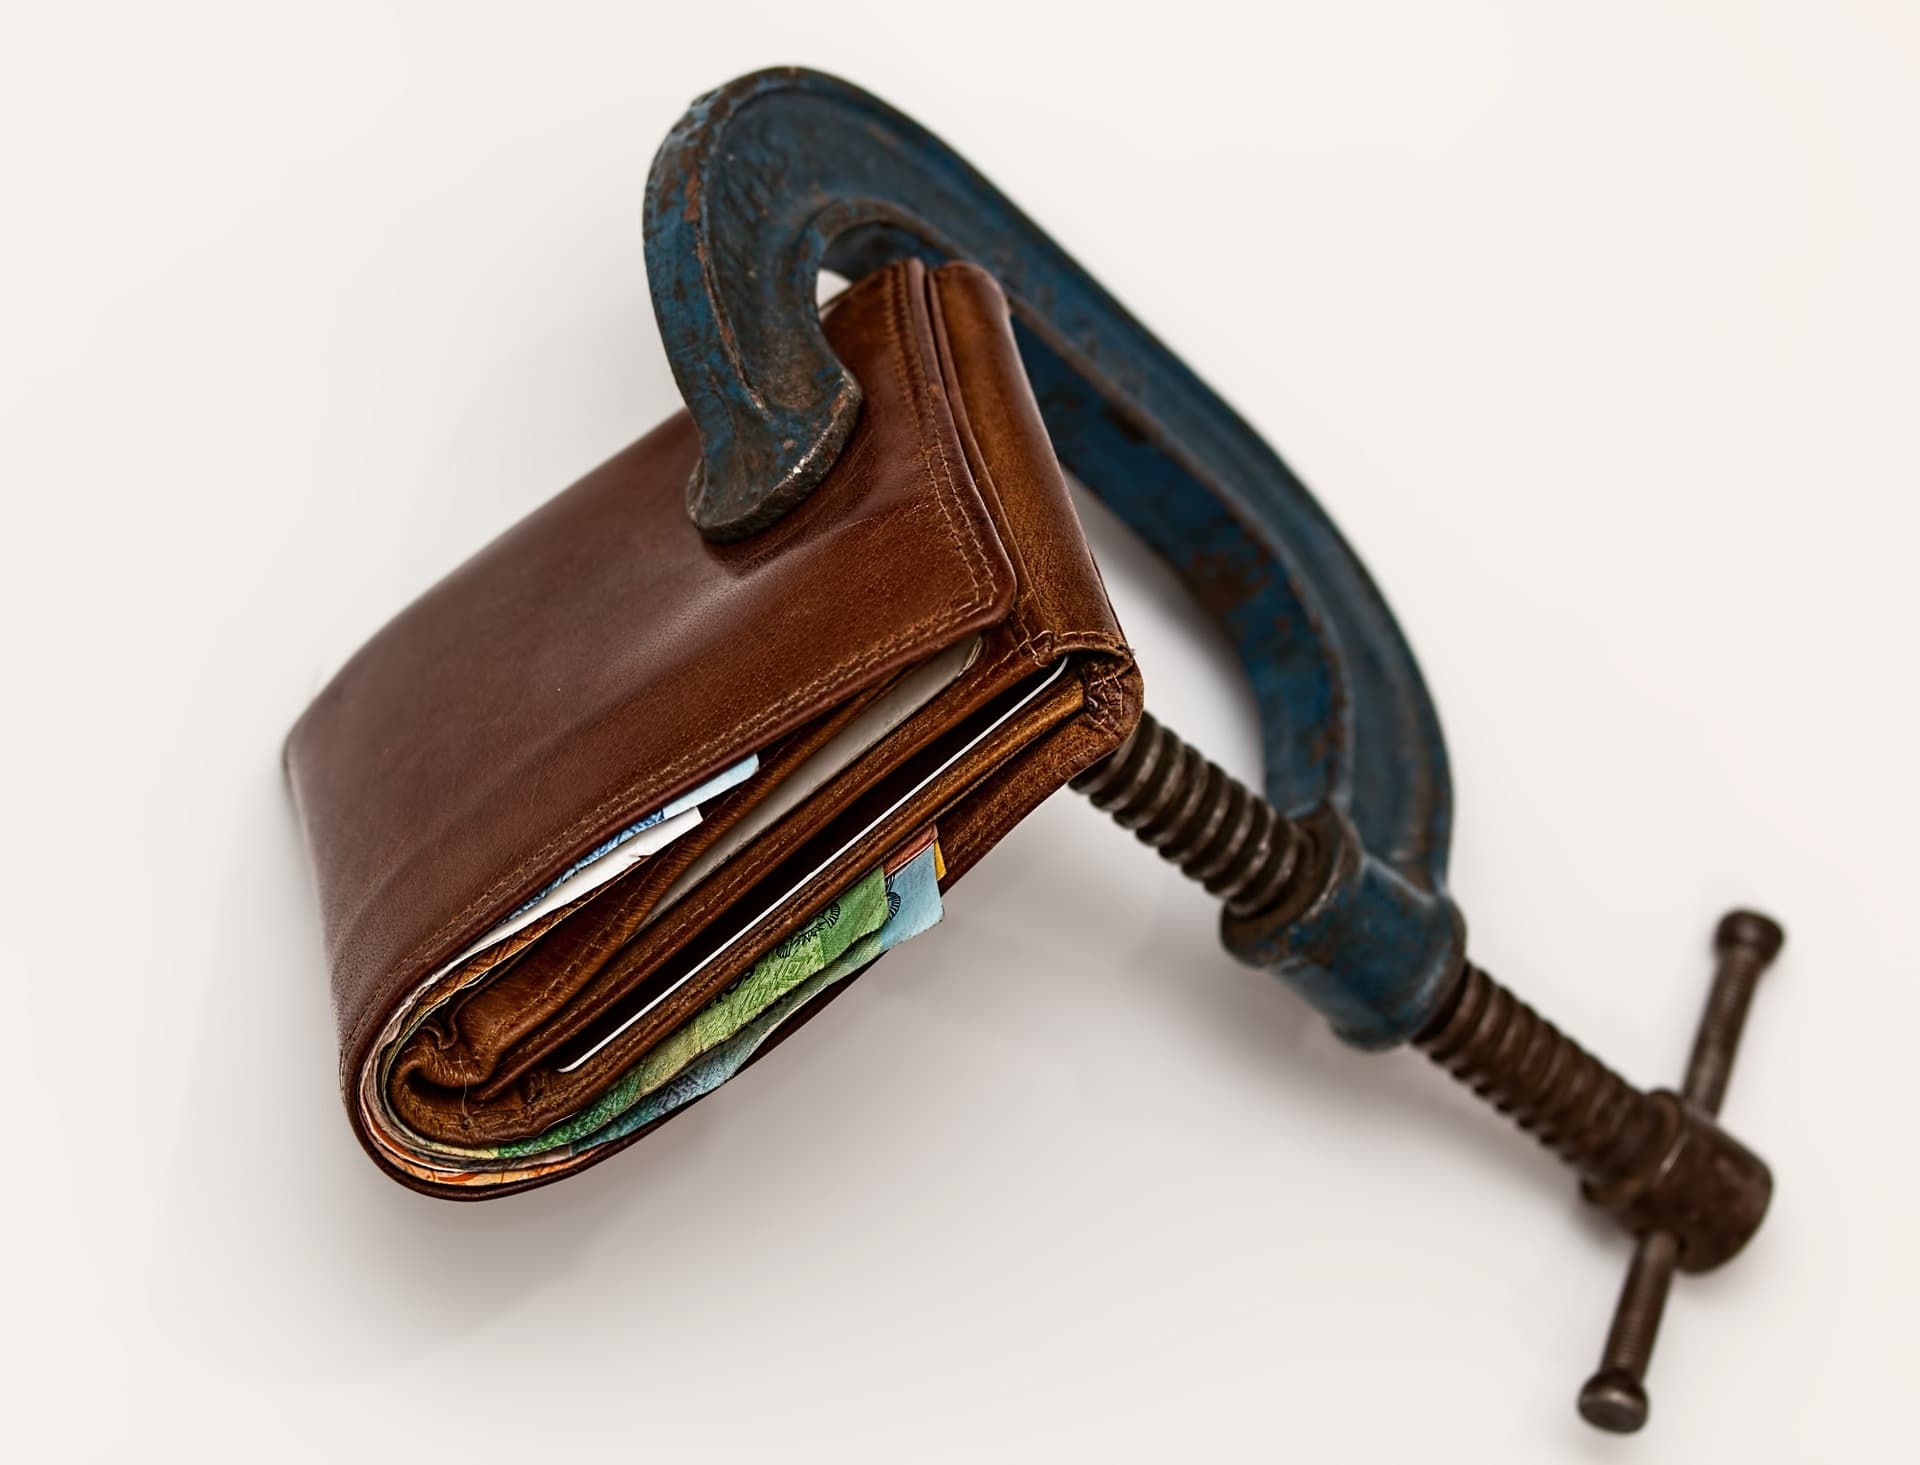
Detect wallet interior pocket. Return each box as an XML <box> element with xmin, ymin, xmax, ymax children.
<box><xmin>365</xmin><ymin>647</ymin><xmax>1088</xmax><ymax>1183</ymax></box>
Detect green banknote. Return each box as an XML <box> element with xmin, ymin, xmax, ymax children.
<box><xmin>490</xmin><ymin>863</ymin><xmax>895</xmax><ymax>1159</ymax></box>
<box><xmin>549</xmin><ymin>833</ymin><xmax>945</xmax><ymax>1155</ymax></box>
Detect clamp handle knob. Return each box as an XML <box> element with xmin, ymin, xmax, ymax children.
<box><xmin>1577</xmin><ymin>911</ymin><xmax>1785</xmax><ymax>1433</ymax></box>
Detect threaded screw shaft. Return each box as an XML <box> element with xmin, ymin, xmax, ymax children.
<box><xmin>1074</xmin><ymin>714</ymin><xmax>1669</xmax><ymax>1199</ymax></box>
<box><xmin>1412</xmin><ymin>963</ymin><xmax>1668</xmax><ymax>1186</ymax></box>
<box><xmin>1071</xmin><ymin>711</ymin><xmax>1304</xmax><ymax>917</ymax></box>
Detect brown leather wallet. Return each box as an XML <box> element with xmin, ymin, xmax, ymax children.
<box><xmin>285</xmin><ymin>260</ymin><xmax>1141</xmax><ymax>1197</ymax></box>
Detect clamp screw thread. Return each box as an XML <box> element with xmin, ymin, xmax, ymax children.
<box><xmin>1072</xmin><ymin>711</ymin><xmax>1303</xmax><ymax>917</ymax></box>
<box><xmin>1412</xmin><ymin>963</ymin><xmax>1668</xmax><ymax>1184</ymax></box>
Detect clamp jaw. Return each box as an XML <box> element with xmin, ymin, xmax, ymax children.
<box><xmin>644</xmin><ymin>67</ymin><xmax>1781</xmax><ymax>1431</ymax></box>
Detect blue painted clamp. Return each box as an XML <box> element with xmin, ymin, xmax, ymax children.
<box><xmin>644</xmin><ymin>68</ymin><xmax>1463</xmax><ymax>1048</ymax></box>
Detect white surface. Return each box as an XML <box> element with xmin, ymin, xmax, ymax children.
<box><xmin>5</xmin><ymin>3</ymin><xmax>1916</xmax><ymax>1460</ymax></box>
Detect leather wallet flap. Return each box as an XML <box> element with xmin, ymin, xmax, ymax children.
<box><xmin>288</xmin><ymin>262</ymin><xmax>1018</xmax><ymax>1062</ymax></box>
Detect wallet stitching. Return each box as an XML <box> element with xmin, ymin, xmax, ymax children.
<box><xmin>886</xmin><ymin>265</ymin><xmax>999</xmax><ymax>607</ymax></box>
<box><xmin>925</xmin><ymin>266</ymin><xmax>1109</xmax><ymax>692</ymax></box>
<box><xmin>342</xmin><ymin>266</ymin><xmax>1006</xmax><ymax>1077</ymax></box>
<box><xmin>927</xmin><ymin>264</ymin><xmax>1041</xmax><ymax>658</ymax></box>
<box><xmin>1079</xmin><ymin>657</ymin><xmax>1132</xmax><ymax>736</ymax></box>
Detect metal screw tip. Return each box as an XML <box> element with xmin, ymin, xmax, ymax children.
<box><xmin>1714</xmin><ymin>909</ymin><xmax>1784</xmax><ymax>962</ymax></box>
<box><xmin>1579</xmin><ymin>1368</ymin><xmax>1650</xmax><ymax>1433</ymax></box>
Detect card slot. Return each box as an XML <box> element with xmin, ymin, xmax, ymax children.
<box><xmin>393</xmin><ymin>632</ymin><xmax>986</xmax><ymax>1102</ymax></box>
<box><xmin>384</xmin><ymin>683</ymin><xmax>883</xmax><ymax>1113</ymax></box>
<box><xmin>551</xmin><ymin>659</ymin><xmax>1079</xmax><ymax>1077</ymax></box>
<box><xmin>390</xmin><ymin>659</ymin><xmax>1085</xmax><ymax>1149</ymax></box>
<box><xmin>429</xmin><ymin>643</ymin><xmax>1043</xmax><ymax>1112</ymax></box>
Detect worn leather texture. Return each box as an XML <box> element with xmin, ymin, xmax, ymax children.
<box><xmin>286</xmin><ymin>259</ymin><xmax>1140</xmax><ymax>1196</ymax></box>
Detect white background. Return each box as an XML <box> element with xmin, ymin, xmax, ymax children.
<box><xmin>6</xmin><ymin>3</ymin><xmax>1917</xmax><ymax>1460</ymax></box>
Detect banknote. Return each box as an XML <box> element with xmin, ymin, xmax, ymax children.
<box><xmin>493</xmin><ymin>854</ymin><xmax>897</xmax><ymax>1157</ymax></box>
<box><xmin>562</xmin><ymin>827</ymin><xmax>946</xmax><ymax>1151</ymax></box>
<box><xmin>430</xmin><ymin>826</ymin><xmax>945</xmax><ymax>1165</ymax></box>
